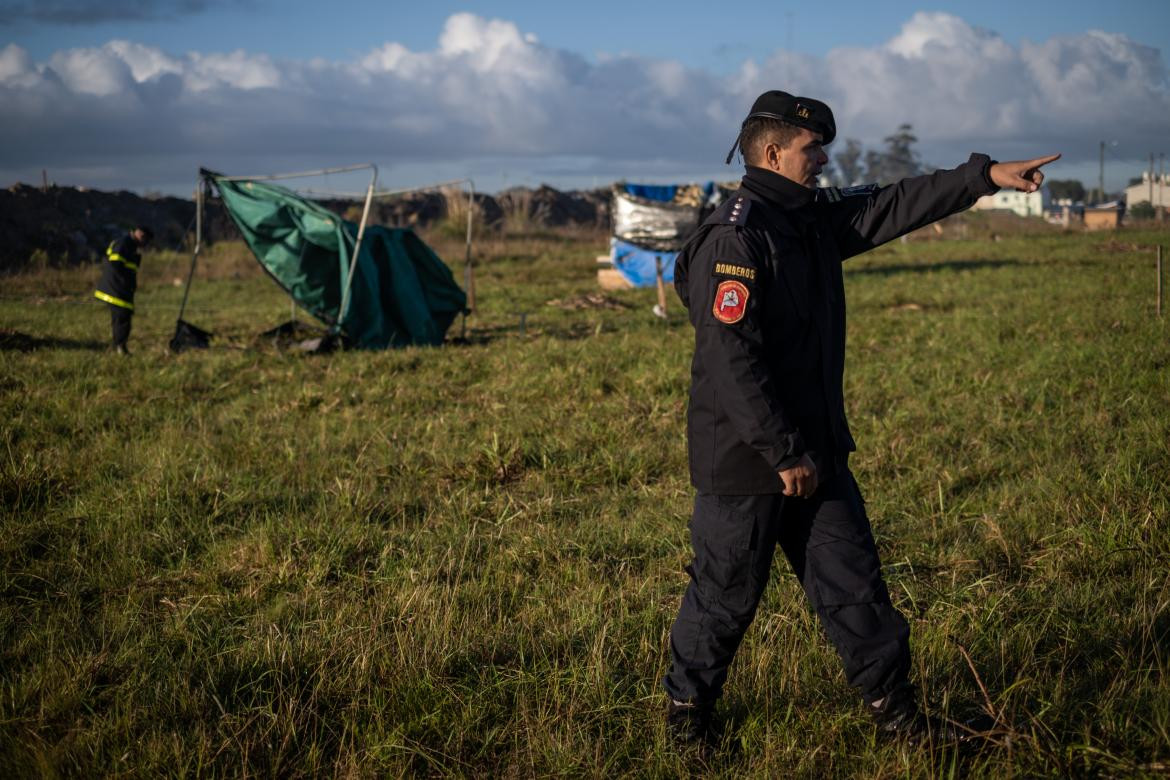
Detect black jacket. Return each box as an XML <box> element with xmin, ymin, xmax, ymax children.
<box><xmin>95</xmin><ymin>233</ymin><xmax>142</xmax><ymax>310</ymax></box>
<box><xmin>675</xmin><ymin>154</ymin><xmax>998</xmax><ymax>494</ymax></box>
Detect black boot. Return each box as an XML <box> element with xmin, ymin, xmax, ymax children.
<box><xmin>870</xmin><ymin>684</ymin><xmax>967</xmax><ymax>743</ymax></box>
<box><xmin>666</xmin><ymin>699</ymin><xmax>717</xmax><ymax>746</ymax></box>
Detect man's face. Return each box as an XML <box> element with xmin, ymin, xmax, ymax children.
<box><xmin>766</xmin><ymin>127</ymin><xmax>829</xmax><ymax>189</ymax></box>
<box><xmin>132</xmin><ymin>229</ymin><xmax>150</xmax><ymax>247</ymax></box>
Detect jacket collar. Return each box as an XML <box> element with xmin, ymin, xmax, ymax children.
<box><xmin>741</xmin><ymin>165</ymin><xmax>815</xmax><ymax>211</ymax></box>
<box><xmin>738</xmin><ymin>166</ymin><xmax>817</xmax><ymax>237</ymax></box>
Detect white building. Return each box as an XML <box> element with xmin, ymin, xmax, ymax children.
<box><xmin>972</xmin><ymin>188</ymin><xmax>1050</xmax><ymax>218</ymax></box>
<box><xmin>1124</xmin><ymin>172</ymin><xmax>1168</xmax><ymax>209</ymax></box>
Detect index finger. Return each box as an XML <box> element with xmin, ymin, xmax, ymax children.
<box><xmin>1024</xmin><ymin>153</ymin><xmax>1061</xmax><ymax>168</ymax></box>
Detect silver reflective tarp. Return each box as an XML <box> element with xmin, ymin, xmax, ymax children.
<box><xmin>612</xmin><ymin>190</ymin><xmax>701</xmax><ymax>251</ymax></box>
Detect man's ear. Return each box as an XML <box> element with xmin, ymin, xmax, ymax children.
<box><xmin>762</xmin><ymin>142</ymin><xmax>781</xmax><ymax>172</ymax></box>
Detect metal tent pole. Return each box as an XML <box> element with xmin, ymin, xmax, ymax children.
<box><xmin>335</xmin><ymin>165</ymin><xmax>378</xmax><ymax>338</ymax></box>
<box><xmin>217</xmin><ymin>163</ymin><xmax>377</xmax><ymax>182</ymax></box>
<box><xmin>176</xmin><ymin>175</ymin><xmax>203</xmax><ymax>325</ymax></box>
<box><xmin>369</xmin><ymin>178</ymin><xmax>476</xmax><ymax>198</ymax></box>
<box><xmin>464</xmin><ymin>179</ymin><xmax>476</xmax><ymax>320</ymax></box>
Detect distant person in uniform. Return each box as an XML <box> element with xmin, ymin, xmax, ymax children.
<box><xmin>94</xmin><ymin>226</ymin><xmax>152</xmax><ymax>355</ymax></box>
<box><xmin>664</xmin><ymin>89</ymin><xmax>1058</xmax><ymax>746</ymax></box>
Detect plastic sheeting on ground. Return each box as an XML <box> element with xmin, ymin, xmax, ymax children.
<box><xmin>610</xmin><ymin>238</ymin><xmax>676</xmax><ymax>288</ymax></box>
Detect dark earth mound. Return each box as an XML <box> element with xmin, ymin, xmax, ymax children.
<box><xmin>1</xmin><ymin>181</ymin><xmax>611</xmax><ymax>273</ymax></box>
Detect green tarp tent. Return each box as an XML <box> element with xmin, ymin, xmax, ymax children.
<box><xmin>205</xmin><ymin>169</ymin><xmax>466</xmax><ymax>349</ymax></box>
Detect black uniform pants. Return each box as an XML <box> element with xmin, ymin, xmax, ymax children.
<box><xmin>109</xmin><ymin>305</ymin><xmax>132</xmax><ymax>347</ymax></box>
<box><xmin>663</xmin><ymin>468</ymin><xmax>910</xmax><ymax>705</ymax></box>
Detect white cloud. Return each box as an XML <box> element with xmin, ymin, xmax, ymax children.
<box><xmin>185</xmin><ymin>49</ymin><xmax>280</xmax><ymax>91</ymax></box>
<box><xmin>48</xmin><ymin>45</ymin><xmax>136</xmax><ymax>95</ymax></box>
<box><xmin>106</xmin><ymin>40</ymin><xmax>181</xmax><ymax>82</ymax></box>
<box><xmin>0</xmin><ymin>43</ymin><xmax>33</xmax><ymax>81</ymax></box>
<box><xmin>885</xmin><ymin>12</ymin><xmax>1010</xmax><ymax>60</ymax></box>
<box><xmin>0</xmin><ymin>11</ymin><xmax>1166</xmax><ymax>193</ymax></box>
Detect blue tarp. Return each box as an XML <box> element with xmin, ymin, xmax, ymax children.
<box><xmin>623</xmin><ymin>183</ymin><xmax>678</xmax><ymax>202</ymax></box>
<box><xmin>611</xmin><ymin>238</ymin><xmax>676</xmax><ymax>288</ymax></box>
<box><xmin>622</xmin><ymin>182</ymin><xmax>717</xmax><ymax>203</ymax></box>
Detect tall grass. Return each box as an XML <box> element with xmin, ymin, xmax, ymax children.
<box><xmin>1</xmin><ymin>228</ymin><xmax>1168</xmax><ymax>776</ymax></box>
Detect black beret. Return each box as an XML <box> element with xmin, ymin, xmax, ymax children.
<box><xmin>725</xmin><ymin>90</ymin><xmax>836</xmax><ymax>164</ymax></box>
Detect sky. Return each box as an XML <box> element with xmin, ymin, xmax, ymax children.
<box><xmin>1</xmin><ymin>0</ymin><xmax>1168</xmax><ymax>196</ymax></box>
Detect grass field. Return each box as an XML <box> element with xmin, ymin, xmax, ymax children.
<box><xmin>2</xmin><ymin>226</ymin><xmax>1169</xmax><ymax>777</ymax></box>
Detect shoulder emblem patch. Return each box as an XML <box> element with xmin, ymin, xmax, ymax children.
<box><xmin>712</xmin><ymin>280</ymin><xmax>749</xmax><ymax>324</ymax></box>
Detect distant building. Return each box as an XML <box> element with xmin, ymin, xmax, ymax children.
<box><xmin>972</xmin><ymin>188</ymin><xmax>1050</xmax><ymax>218</ymax></box>
<box><xmin>1124</xmin><ymin>172</ymin><xmax>1168</xmax><ymax>210</ymax></box>
<box><xmin>1084</xmin><ymin>204</ymin><xmax>1122</xmax><ymax>231</ymax></box>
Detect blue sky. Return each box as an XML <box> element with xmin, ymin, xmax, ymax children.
<box><xmin>7</xmin><ymin>1</ymin><xmax>1167</xmax><ymax>73</ymax></box>
<box><xmin>1</xmin><ymin>0</ymin><xmax>1168</xmax><ymax>194</ymax></box>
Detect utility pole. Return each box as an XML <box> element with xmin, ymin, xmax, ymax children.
<box><xmin>1151</xmin><ymin>152</ymin><xmax>1156</xmax><ymax>207</ymax></box>
<box><xmin>1099</xmin><ymin>140</ymin><xmax>1106</xmax><ymax>205</ymax></box>
<box><xmin>1160</xmin><ymin>153</ymin><xmax>1165</xmax><ymax>223</ymax></box>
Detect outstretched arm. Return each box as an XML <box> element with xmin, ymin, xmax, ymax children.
<box><xmin>827</xmin><ymin>152</ymin><xmax>1062</xmax><ymax>260</ymax></box>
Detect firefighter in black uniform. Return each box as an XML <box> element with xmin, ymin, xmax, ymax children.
<box><xmin>95</xmin><ymin>226</ymin><xmax>152</xmax><ymax>355</ymax></box>
<box><xmin>663</xmin><ymin>90</ymin><xmax>1059</xmax><ymax>745</ymax></box>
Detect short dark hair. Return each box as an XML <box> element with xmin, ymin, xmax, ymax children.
<box><xmin>135</xmin><ymin>225</ymin><xmax>154</xmax><ymax>241</ymax></box>
<box><xmin>739</xmin><ymin>117</ymin><xmax>803</xmax><ymax>165</ymax></box>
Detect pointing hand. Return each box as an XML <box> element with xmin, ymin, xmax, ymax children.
<box><xmin>990</xmin><ymin>153</ymin><xmax>1061</xmax><ymax>193</ymax></box>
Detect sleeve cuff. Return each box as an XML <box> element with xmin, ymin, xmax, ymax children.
<box><xmin>965</xmin><ymin>152</ymin><xmax>999</xmax><ymax>197</ymax></box>
<box><xmin>774</xmin><ymin>454</ymin><xmax>803</xmax><ymax>472</ymax></box>
<box><xmin>767</xmin><ymin>431</ymin><xmax>806</xmax><ymax>472</ymax></box>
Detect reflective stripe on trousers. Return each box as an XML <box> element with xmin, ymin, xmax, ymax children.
<box><xmin>95</xmin><ymin>289</ymin><xmax>134</xmax><ymax>310</ymax></box>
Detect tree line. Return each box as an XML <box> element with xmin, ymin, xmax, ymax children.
<box><xmin>826</xmin><ymin>124</ymin><xmax>924</xmax><ymax>187</ymax></box>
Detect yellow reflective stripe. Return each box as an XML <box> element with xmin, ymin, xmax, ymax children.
<box><xmin>106</xmin><ymin>243</ymin><xmax>139</xmax><ymax>269</ymax></box>
<box><xmin>106</xmin><ymin>250</ymin><xmax>137</xmax><ymax>271</ymax></box>
<box><xmin>94</xmin><ymin>290</ymin><xmax>134</xmax><ymax>310</ymax></box>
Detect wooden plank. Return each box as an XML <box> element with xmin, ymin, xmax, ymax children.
<box><xmin>597</xmin><ymin>268</ymin><xmax>633</xmax><ymax>290</ymax></box>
